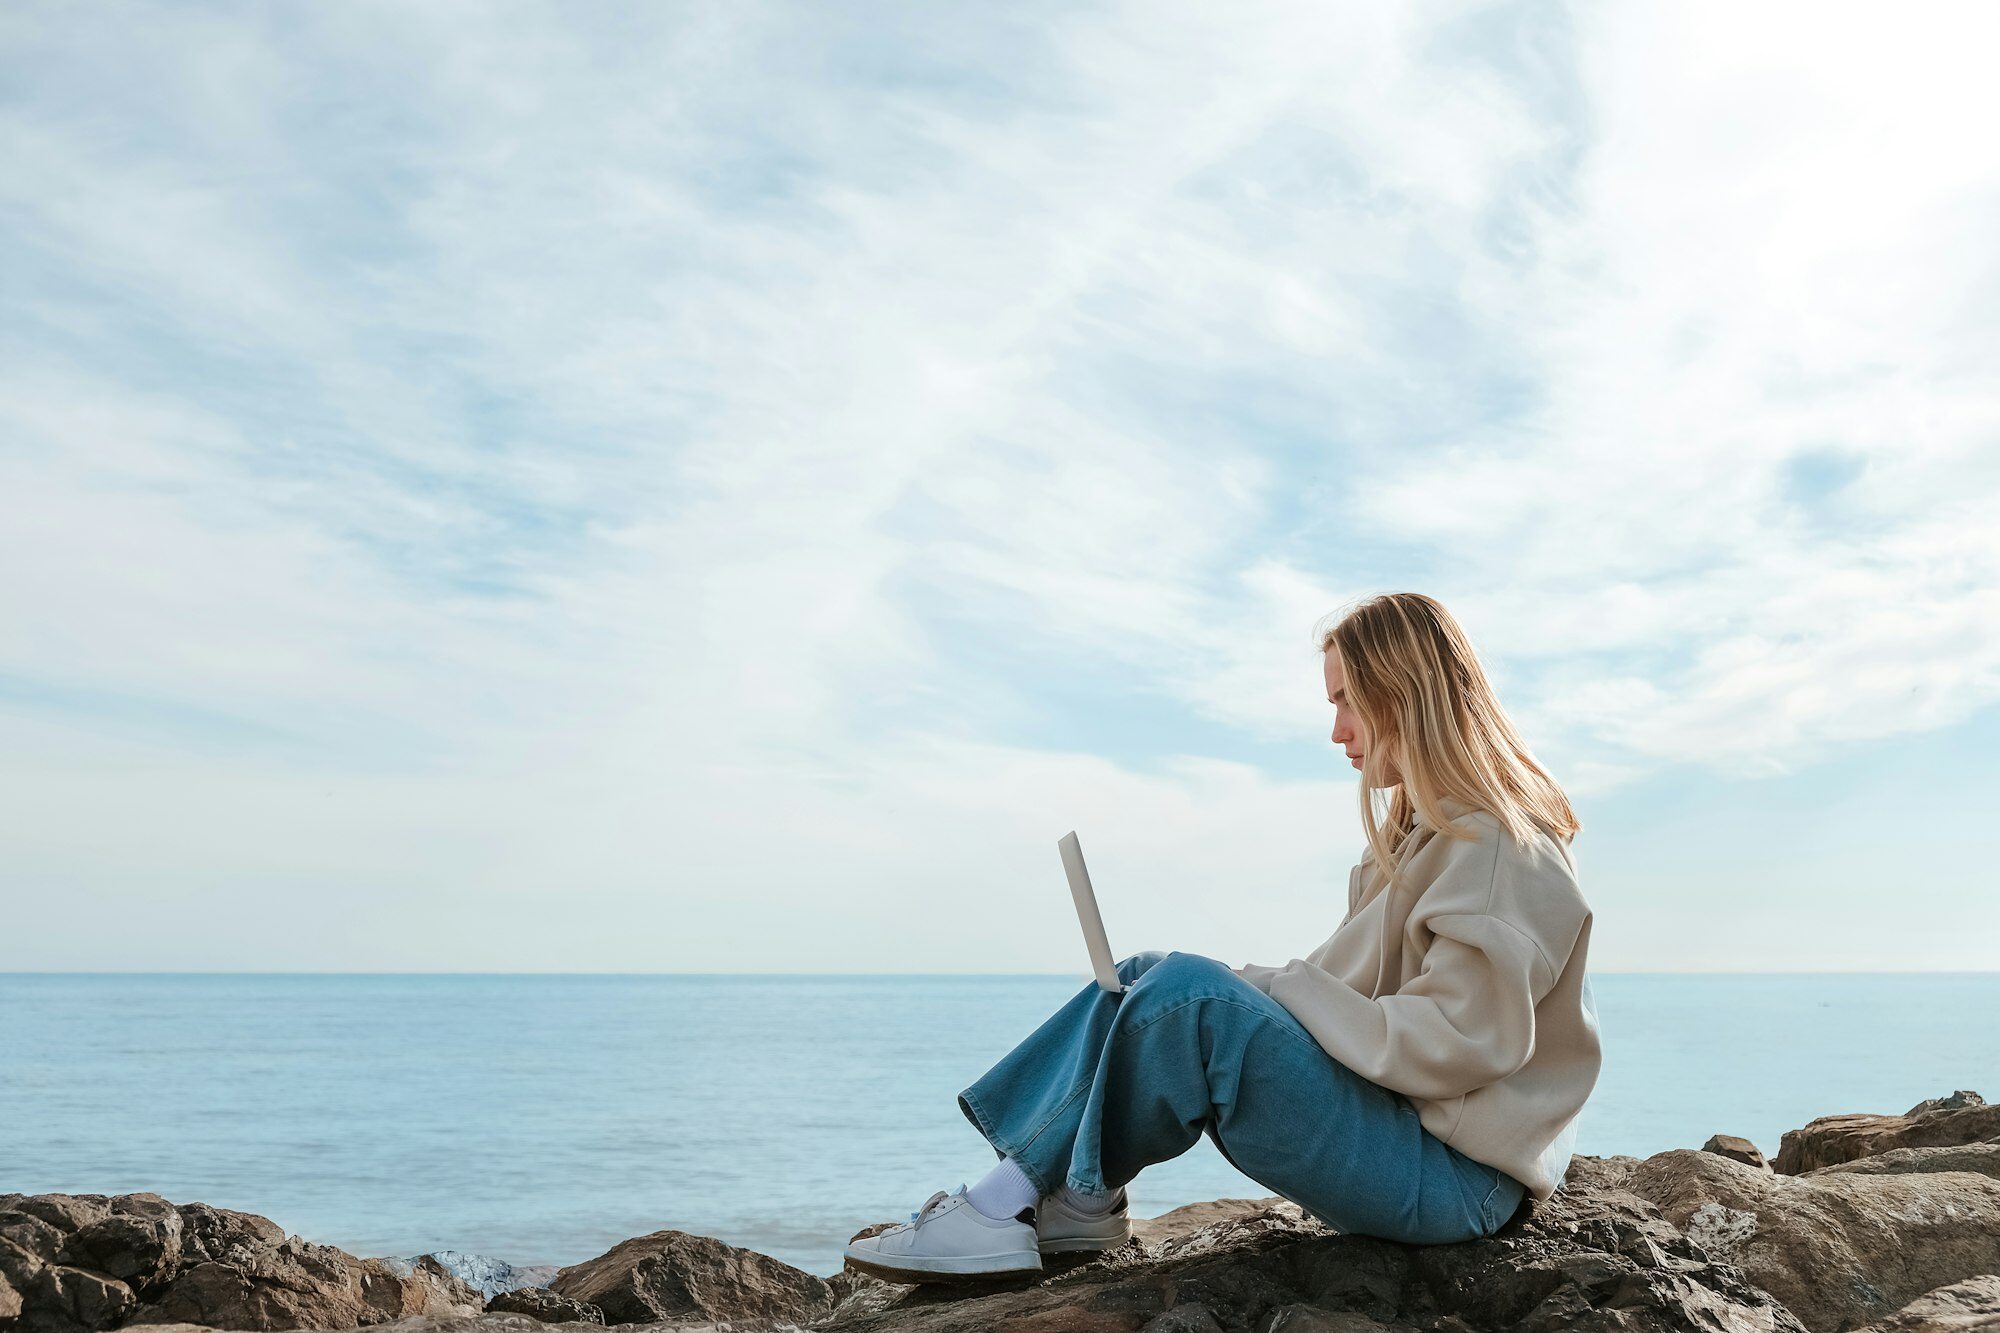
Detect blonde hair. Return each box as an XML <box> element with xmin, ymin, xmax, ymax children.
<box><xmin>1317</xmin><ymin>592</ymin><xmax>1579</xmax><ymax>896</ymax></box>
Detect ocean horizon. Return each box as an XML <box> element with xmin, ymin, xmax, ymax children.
<box><xmin>4</xmin><ymin>971</ymin><xmax>1996</xmax><ymax>1278</ymax></box>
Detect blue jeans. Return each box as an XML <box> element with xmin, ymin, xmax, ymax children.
<box><xmin>957</xmin><ymin>949</ymin><xmax>1527</xmax><ymax>1245</ymax></box>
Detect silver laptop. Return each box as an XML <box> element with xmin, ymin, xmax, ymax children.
<box><xmin>1057</xmin><ymin>831</ymin><xmax>1125</xmax><ymax>993</ymax></box>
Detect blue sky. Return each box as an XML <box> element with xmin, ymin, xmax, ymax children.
<box><xmin>2</xmin><ymin>1</ymin><xmax>1996</xmax><ymax>972</ymax></box>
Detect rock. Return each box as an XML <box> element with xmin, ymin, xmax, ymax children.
<box><xmin>1905</xmin><ymin>1092</ymin><xmax>1986</xmax><ymax>1117</ymax></box>
<box><xmin>548</xmin><ymin>1229</ymin><xmax>836</xmax><ymax>1326</ymax></box>
<box><xmin>272</xmin><ymin>1321</ymin><xmax>593</xmax><ymax>1333</ymax></box>
<box><xmin>1702</xmin><ymin>1134</ymin><xmax>1771</xmax><ymax>1170</ymax></box>
<box><xmin>1260</xmin><ymin>1311</ymin><xmax>1400</xmax><ymax>1333</ymax></box>
<box><xmin>1140</xmin><ymin>1305</ymin><xmax>1227</xmax><ymax>1332</ymax></box>
<box><xmin>5</xmin><ymin>1198</ymin><xmax>112</xmax><ymax>1237</ymax></box>
<box><xmin>128</xmin><ymin>1236</ymin><xmax>483</xmax><ymax>1329</ymax></box>
<box><xmin>406</xmin><ymin>1258</ymin><xmax>489</xmax><ymax>1316</ymax></box>
<box><xmin>6</xmin><ymin>1107</ymin><xmax>2000</xmax><ymax>1333</ymax></box>
<box><xmin>58</xmin><ymin>1195</ymin><xmax>184</xmax><ymax>1291</ymax></box>
<box><xmin>1126</xmin><ymin>1196</ymin><xmax>1332</xmax><ymax>1266</ymax></box>
<box><xmin>0</xmin><ymin>1194</ymin><xmax>487</xmax><ymax>1333</ymax></box>
<box><xmin>389</xmin><ymin>1253</ymin><xmax>559</xmax><ymax>1300</ymax></box>
<box><xmin>1130</xmin><ymin>1197</ymin><xmax>1303</xmax><ymax>1248</ymax></box>
<box><xmin>1625</xmin><ymin>1146</ymin><xmax>2000</xmax><ymax>1332</ymax></box>
<box><xmin>176</xmin><ymin>1205</ymin><xmax>286</xmax><ymax>1268</ymax></box>
<box><xmin>1</xmin><ymin>1253</ymin><xmax>138</xmax><ymax>1333</ymax></box>
<box><xmin>821</xmin><ymin>1168</ymin><xmax>1802</xmax><ymax>1333</ymax></box>
<box><xmin>351</xmin><ymin>1319</ymin><xmax>739</xmax><ymax>1333</ymax></box>
<box><xmin>482</xmin><ymin>1287</ymin><xmax>604</xmax><ymax>1324</ymax></box>
<box><xmin>0</xmin><ymin>1214</ymin><xmax>67</xmax><ymax>1264</ymax></box>
<box><xmin>1806</xmin><ymin>1142</ymin><xmax>2000</xmax><ymax>1182</ymax></box>
<box><xmin>822</xmin><ymin>1264</ymin><xmax>911</xmax><ymax>1325</ymax></box>
<box><xmin>128</xmin><ymin>1251</ymin><xmax>323</xmax><ymax>1330</ymax></box>
<box><xmin>1855</xmin><ymin>1275</ymin><xmax>2000</xmax><ymax>1333</ymax></box>
<box><xmin>1775</xmin><ymin>1095</ymin><xmax>2000</xmax><ymax>1174</ymax></box>
<box><xmin>1558</xmin><ymin>1150</ymin><xmax>1646</xmax><ymax>1195</ymax></box>
<box><xmin>0</xmin><ymin>1237</ymin><xmax>42</xmax><ymax>1290</ymax></box>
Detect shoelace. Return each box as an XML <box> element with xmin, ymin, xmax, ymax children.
<box><xmin>903</xmin><ymin>1184</ymin><xmax>967</xmax><ymax>1229</ymax></box>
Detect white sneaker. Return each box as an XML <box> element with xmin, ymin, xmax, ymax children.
<box><xmin>1036</xmin><ymin>1184</ymin><xmax>1131</xmax><ymax>1254</ymax></box>
<box><xmin>843</xmin><ymin>1185</ymin><xmax>1043</xmax><ymax>1284</ymax></box>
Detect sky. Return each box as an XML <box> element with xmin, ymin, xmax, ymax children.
<box><xmin>2</xmin><ymin>1</ymin><xmax>1996</xmax><ymax>973</ymax></box>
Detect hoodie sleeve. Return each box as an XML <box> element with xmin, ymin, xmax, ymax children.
<box><xmin>1248</xmin><ymin>911</ymin><xmax>1546</xmax><ymax>1102</ymax></box>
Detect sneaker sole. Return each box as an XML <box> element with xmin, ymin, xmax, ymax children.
<box><xmin>842</xmin><ymin>1250</ymin><xmax>1043</xmax><ymax>1285</ymax></box>
<box><xmin>1037</xmin><ymin>1211</ymin><xmax>1131</xmax><ymax>1254</ymax></box>
<box><xmin>1037</xmin><ymin>1226</ymin><xmax>1131</xmax><ymax>1253</ymax></box>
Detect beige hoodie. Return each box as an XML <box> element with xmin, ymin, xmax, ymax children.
<box><xmin>1231</xmin><ymin>794</ymin><xmax>1601</xmax><ymax>1201</ymax></box>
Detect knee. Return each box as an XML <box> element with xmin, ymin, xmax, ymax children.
<box><xmin>1115</xmin><ymin>950</ymin><xmax>1172</xmax><ymax>984</ymax></box>
<box><xmin>1126</xmin><ymin>950</ymin><xmax>1235</xmax><ymax>996</ymax></box>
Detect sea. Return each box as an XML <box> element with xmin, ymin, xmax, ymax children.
<box><xmin>2</xmin><ymin>972</ymin><xmax>1995</xmax><ymax>1278</ymax></box>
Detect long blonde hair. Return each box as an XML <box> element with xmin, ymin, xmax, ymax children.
<box><xmin>1317</xmin><ymin>592</ymin><xmax>1579</xmax><ymax>896</ymax></box>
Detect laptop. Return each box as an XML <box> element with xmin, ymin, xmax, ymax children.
<box><xmin>1057</xmin><ymin>831</ymin><xmax>1125</xmax><ymax>993</ymax></box>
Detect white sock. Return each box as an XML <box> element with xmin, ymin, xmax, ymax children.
<box><xmin>963</xmin><ymin>1155</ymin><xmax>1039</xmax><ymax>1221</ymax></box>
<box><xmin>1054</xmin><ymin>1181</ymin><xmax>1122</xmax><ymax>1215</ymax></box>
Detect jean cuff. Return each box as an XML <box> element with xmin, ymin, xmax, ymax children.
<box><xmin>957</xmin><ymin>1088</ymin><xmax>1058</xmax><ymax>1199</ymax></box>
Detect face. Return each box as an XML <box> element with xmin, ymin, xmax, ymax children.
<box><xmin>1325</xmin><ymin>649</ymin><xmax>1399</xmax><ymax>786</ymax></box>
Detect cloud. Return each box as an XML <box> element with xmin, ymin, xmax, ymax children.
<box><xmin>1346</xmin><ymin>2</ymin><xmax>2000</xmax><ymax>779</ymax></box>
<box><xmin>0</xmin><ymin>0</ymin><xmax>1993</xmax><ymax>968</ymax></box>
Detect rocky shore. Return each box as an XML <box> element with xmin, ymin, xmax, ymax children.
<box><xmin>5</xmin><ymin>1091</ymin><xmax>1998</xmax><ymax>1333</ymax></box>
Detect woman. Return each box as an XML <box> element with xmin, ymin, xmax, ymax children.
<box><xmin>845</xmin><ymin>592</ymin><xmax>1602</xmax><ymax>1283</ymax></box>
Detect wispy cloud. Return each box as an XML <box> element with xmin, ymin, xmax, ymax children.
<box><xmin>2</xmin><ymin>0</ymin><xmax>1994</xmax><ymax>969</ymax></box>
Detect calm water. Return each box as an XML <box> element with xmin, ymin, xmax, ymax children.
<box><xmin>2</xmin><ymin>972</ymin><xmax>1995</xmax><ymax>1277</ymax></box>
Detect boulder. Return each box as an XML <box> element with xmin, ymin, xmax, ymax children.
<box><xmin>0</xmin><ymin>1195</ymin><xmax>495</xmax><ymax>1333</ymax></box>
<box><xmin>1805</xmin><ymin>1142</ymin><xmax>2000</xmax><ymax>1183</ymax></box>
<box><xmin>174</xmin><ymin>1206</ymin><xmax>284</xmax><ymax>1269</ymax></box>
<box><xmin>1141</xmin><ymin>1307</ymin><xmax>1230</xmax><ymax>1333</ymax></box>
<box><xmin>1854</xmin><ymin>1275</ymin><xmax>2000</xmax><ymax>1333</ymax></box>
<box><xmin>1702</xmin><ymin>1134</ymin><xmax>1771</xmax><ymax>1170</ymax></box>
<box><xmin>822</xmin><ymin>1262</ymin><xmax>913</xmax><ymax>1326</ymax></box>
<box><xmin>404</xmin><ymin>1258</ymin><xmax>489</xmax><ymax>1317</ymax></box>
<box><xmin>0</xmin><ymin>1214</ymin><xmax>67</xmax><ymax>1265</ymax></box>
<box><xmin>388</xmin><ymin>1253</ymin><xmax>559</xmax><ymax>1301</ymax></box>
<box><xmin>1131</xmin><ymin>1197</ymin><xmax>1323</xmax><ymax>1249</ymax></box>
<box><xmin>5</xmin><ymin>1198</ymin><xmax>112</xmax><ymax>1238</ymax></box>
<box><xmin>0</xmin><ymin>1237</ymin><xmax>42</xmax><ymax>1291</ymax></box>
<box><xmin>1558</xmin><ymin>1151</ymin><xmax>1646</xmax><ymax>1195</ymax></box>
<box><xmin>1775</xmin><ymin>1097</ymin><xmax>2000</xmax><ymax>1175</ymax></box>
<box><xmin>127</xmin><ymin>1236</ymin><xmax>482</xmax><ymax>1330</ymax></box>
<box><xmin>58</xmin><ymin>1195</ymin><xmax>184</xmax><ymax>1291</ymax></box>
<box><xmin>1253</xmin><ymin>1312</ymin><xmax>1398</xmax><ymax>1333</ymax></box>
<box><xmin>1904</xmin><ymin>1092</ymin><xmax>1986</xmax><ymax>1117</ymax></box>
<box><xmin>481</xmin><ymin>1287</ymin><xmax>604</xmax><ymax>1324</ymax></box>
<box><xmin>1625</xmin><ymin>1147</ymin><xmax>2000</xmax><ymax>1332</ymax></box>
<box><xmin>0</xmin><ymin>1248</ymin><xmax>138</xmax><ymax>1333</ymax></box>
<box><xmin>823</xmin><ymin>1161</ymin><xmax>1803</xmax><ymax>1333</ymax></box>
<box><xmin>8</xmin><ymin>1105</ymin><xmax>2000</xmax><ymax>1333</ymax></box>
<box><xmin>341</xmin><ymin>1319</ymin><xmax>632</xmax><ymax>1333</ymax></box>
<box><xmin>548</xmin><ymin>1229</ymin><xmax>835</xmax><ymax>1326</ymax></box>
